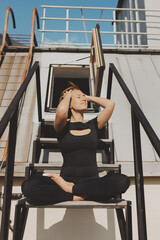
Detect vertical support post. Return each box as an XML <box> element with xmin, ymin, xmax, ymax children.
<box><xmin>126</xmin><ymin>201</ymin><xmax>132</xmax><ymax>240</ymax></box>
<box><xmin>129</xmin><ymin>0</ymin><xmax>135</xmax><ymax>47</ymax></box>
<box><xmin>0</xmin><ymin>108</ymin><xmax>18</xmax><ymax>240</ymax></box>
<box><xmin>125</xmin><ymin>16</ymin><xmax>129</xmax><ymax>48</ymax></box>
<box><xmin>110</xmin><ymin>140</ymin><xmax>114</xmax><ymax>164</ymax></box>
<box><xmin>66</xmin><ymin>8</ymin><xmax>69</xmax><ymax>44</ymax></box>
<box><xmin>41</xmin><ymin>7</ymin><xmax>46</xmax><ymax>45</ymax></box>
<box><xmin>36</xmin><ymin>64</ymin><xmax>42</xmax><ymax>122</ymax></box>
<box><xmin>19</xmin><ymin>207</ymin><xmax>29</xmax><ymax>240</ymax></box>
<box><xmin>120</xmin><ymin>12</ymin><xmax>125</xmax><ymax>48</ymax></box>
<box><xmin>80</xmin><ymin>9</ymin><xmax>88</xmax><ymax>45</ymax></box>
<box><xmin>120</xmin><ymin>15</ymin><xmax>123</xmax><ymax>48</ymax></box>
<box><xmin>107</xmin><ymin>65</ymin><xmax>113</xmax><ymax>99</ymax></box>
<box><xmin>13</xmin><ymin>204</ymin><xmax>22</xmax><ymax>240</ymax></box>
<box><xmin>116</xmin><ymin>208</ymin><xmax>126</xmax><ymax>240</ymax></box>
<box><xmin>32</xmin><ymin>139</ymin><xmax>41</xmax><ymax>164</ymax></box>
<box><xmin>131</xmin><ymin>109</ymin><xmax>147</xmax><ymax>240</ymax></box>
<box><xmin>113</xmin><ymin>10</ymin><xmax>117</xmax><ymax>47</ymax></box>
<box><xmin>135</xmin><ymin>0</ymin><xmax>141</xmax><ymax>46</ymax></box>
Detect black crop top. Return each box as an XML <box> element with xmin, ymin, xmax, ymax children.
<box><xmin>56</xmin><ymin>117</ymin><xmax>99</xmax><ymax>181</ymax></box>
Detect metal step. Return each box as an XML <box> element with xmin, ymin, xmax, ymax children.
<box><xmin>38</xmin><ymin>137</ymin><xmax>113</xmax><ymax>148</ymax></box>
<box><xmin>32</xmin><ymin>135</ymin><xmax>114</xmax><ymax>164</ymax></box>
<box><xmin>22</xmin><ymin>198</ymin><xmax>130</xmax><ymax>209</ymax></box>
<box><xmin>29</xmin><ymin>162</ymin><xmax>119</xmax><ymax>171</ymax></box>
<box><xmin>7</xmin><ymin>34</ymin><xmax>31</xmax><ymax>47</ymax></box>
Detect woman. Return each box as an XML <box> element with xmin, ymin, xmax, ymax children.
<box><xmin>22</xmin><ymin>82</ymin><xmax>130</xmax><ymax>205</ymax></box>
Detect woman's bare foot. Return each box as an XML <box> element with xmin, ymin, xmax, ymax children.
<box><xmin>49</xmin><ymin>174</ymin><xmax>74</xmax><ymax>193</ymax></box>
<box><xmin>73</xmin><ymin>196</ymin><xmax>85</xmax><ymax>201</ymax></box>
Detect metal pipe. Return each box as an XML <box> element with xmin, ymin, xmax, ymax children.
<box><xmin>0</xmin><ymin>108</ymin><xmax>18</xmax><ymax>240</ymax></box>
<box><xmin>41</xmin><ymin>7</ymin><xmax>46</xmax><ymax>45</ymax></box>
<box><xmin>40</xmin><ymin>17</ymin><xmax>160</xmax><ymax>24</ymax></box>
<box><xmin>0</xmin><ymin>7</ymin><xmax>16</xmax><ymax>55</ymax></box>
<box><xmin>107</xmin><ymin>66</ymin><xmax>113</xmax><ymax>99</ymax></box>
<box><xmin>21</xmin><ymin>8</ymin><xmax>40</xmax><ymax>84</ymax></box>
<box><xmin>125</xmin><ymin>16</ymin><xmax>129</xmax><ymax>48</ymax></box>
<box><xmin>131</xmin><ymin>109</ymin><xmax>147</xmax><ymax>240</ymax></box>
<box><xmin>40</xmin><ymin>29</ymin><xmax>159</xmax><ymax>35</ymax></box>
<box><xmin>113</xmin><ymin>10</ymin><xmax>117</xmax><ymax>46</ymax></box>
<box><xmin>107</xmin><ymin>63</ymin><xmax>150</xmax><ymax>240</ymax></box>
<box><xmin>135</xmin><ymin>0</ymin><xmax>141</xmax><ymax>45</ymax></box>
<box><xmin>40</xmin><ymin>41</ymin><xmax>160</xmax><ymax>48</ymax></box>
<box><xmin>36</xmin><ymin>65</ymin><xmax>42</xmax><ymax>122</ymax></box>
<box><xmin>40</xmin><ymin>5</ymin><xmax>160</xmax><ymax>12</ymax></box>
<box><xmin>80</xmin><ymin>9</ymin><xmax>89</xmax><ymax>44</ymax></box>
<box><xmin>129</xmin><ymin>0</ymin><xmax>135</xmax><ymax>47</ymax></box>
<box><xmin>66</xmin><ymin>8</ymin><xmax>69</xmax><ymax>43</ymax></box>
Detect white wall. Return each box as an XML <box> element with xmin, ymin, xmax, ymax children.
<box><xmin>145</xmin><ymin>0</ymin><xmax>160</xmax><ymax>48</ymax></box>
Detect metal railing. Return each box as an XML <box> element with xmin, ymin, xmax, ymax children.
<box><xmin>0</xmin><ymin>61</ymin><xmax>42</xmax><ymax>240</ymax></box>
<box><xmin>0</xmin><ymin>7</ymin><xmax>16</xmax><ymax>55</ymax></box>
<box><xmin>40</xmin><ymin>5</ymin><xmax>160</xmax><ymax>49</ymax></box>
<box><xmin>1</xmin><ymin>8</ymin><xmax>40</xmax><ymax>166</ymax></box>
<box><xmin>107</xmin><ymin>63</ymin><xmax>160</xmax><ymax>240</ymax></box>
<box><xmin>21</xmin><ymin>8</ymin><xmax>40</xmax><ymax>82</ymax></box>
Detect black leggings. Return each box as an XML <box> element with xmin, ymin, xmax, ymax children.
<box><xmin>22</xmin><ymin>173</ymin><xmax>130</xmax><ymax>205</ymax></box>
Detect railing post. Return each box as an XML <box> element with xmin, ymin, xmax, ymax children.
<box><xmin>113</xmin><ymin>10</ymin><xmax>117</xmax><ymax>47</ymax></box>
<box><xmin>66</xmin><ymin>8</ymin><xmax>69</xmax><ymax>44</ymax></box>
<box><xmin>0</xmin><ymin>7</ymin><xmax>16</xmax><ymax>55</ymax></box>
<box><xmin>0</xmin><ymin>108</ymin><xmax>18</xmax><ymax>240</ymax></box>
<box><xmin>131</xmin><ymin>108</ymin><xmax>147</xmax><ymax>240</ymax></box>
<box><xmin>41</xmin><ymin>7</ymin><xmax>46</xmax><ymax>45</ymax></box>
<box><xmin>36</xmin><ymin>64</ymin><xmax>42</xmax><ymax>122</ymax></box>
<box><xmin>107</xmin><ymin>66</ymin><xmax>113</xmax><ymax>99</ymax></box>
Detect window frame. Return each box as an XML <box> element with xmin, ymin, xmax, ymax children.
<box><xmin>90</xmin><ymin>25</ymin><xmax>105</xmax><ymax>97</ymax></box>
<box><xmin>45</xmin><ymin>64</ymin><xmax>94</xmax><ymax>112</ymax></box>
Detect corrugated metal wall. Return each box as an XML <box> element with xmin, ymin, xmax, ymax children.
<box><xmin>102</xmin><ymin>53</ymin><xmax>160</xmax><ymax>175</ymax></box>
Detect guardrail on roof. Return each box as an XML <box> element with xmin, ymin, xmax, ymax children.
<box><xmin>40</xmin><ymin>5</ymin><xmax>160</xmax><ymax>49</ymax></box>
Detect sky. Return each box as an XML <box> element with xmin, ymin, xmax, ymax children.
<box><xmin>0</xmin><ymin>0</ymin><xmax>118</xmax><ymax>46</ymax></box>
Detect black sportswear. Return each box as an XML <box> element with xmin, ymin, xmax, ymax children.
<box><xmin>22</xmin><ymin>117</ymin><xmax>130</xmax><ymax>205</ymax></box>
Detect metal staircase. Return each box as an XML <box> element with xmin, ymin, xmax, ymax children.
<box><xmin>0</xmin><ymin>7</ymin><xmax>40</xmax><ymax>164</ymax></box>
<box><xmin>0</xmin><ymin>53</ymin><xmax>28</xmax><ymax>160</ymax></box>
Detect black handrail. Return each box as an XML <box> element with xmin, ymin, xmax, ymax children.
<box><xmin>0</xmin><ymin>61</ymin><xmax>42</xmax><ymax>240</ymax></box>
<box><xmin>107</xmin><ymin>63</ymin><xmax>160</xmax><ymax>156</ymax></box>
<box><xmin>107</xmin><ymin>63</ymin><xmax>160</xmax><ymax>240</ymax></box>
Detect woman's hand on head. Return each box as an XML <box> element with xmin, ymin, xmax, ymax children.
<box><xmin>85</xmin><ymin>94</ymin><xmax>91</xmax><ymax>101</ymax></box>
<box><xmin>62</xmin><ymin>89</ymin><xmax>72</xmax><ymax>100</ymax></box>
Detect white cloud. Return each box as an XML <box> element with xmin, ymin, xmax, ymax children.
<box><xmin>41</xmin><ymin>36</ymin><xmax>88</xmax><ymax>47</ymax></box>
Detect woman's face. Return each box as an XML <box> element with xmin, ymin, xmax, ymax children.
<box><xmin>70</xmin><ymin>89</ymin><xmax>88</xmax><ymax>112</ymax></box>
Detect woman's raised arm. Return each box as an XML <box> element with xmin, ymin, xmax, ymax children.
<box><xmin>86</xmin><ymin>95</ymin><xmax>115</xmax><ymax>129</ymax></box>
<box><xmin>54</xmin><ymin>90</ymin><xmax>72</xmax><ymax>132</ymax></box>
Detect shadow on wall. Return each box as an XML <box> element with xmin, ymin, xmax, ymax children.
<box><xmin>36</xmin><ymin>208</ymin><xmax>116</xmax><ymax>240</ymax></box>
